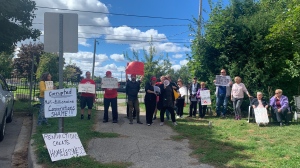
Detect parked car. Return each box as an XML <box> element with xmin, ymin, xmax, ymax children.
<box><xmin>0</xmin><ymin>74</ymin><xmax>17</xmax><ymax>142</ymax></box>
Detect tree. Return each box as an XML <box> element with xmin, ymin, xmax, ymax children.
<box><xmin>63</xmin><ymin>64</ymin><xmax>83</xmax><ymax>82</ymax></box>
<box><xmin>0</xmin><ymin>0</ymin><xmax>41</xmax><ymax>53</ymax></box>
<box><xmin>36</xmin><ymin>53</ymin><xmax>59</xmax><ymax>82</ymax></box>
<box><xmin>0</xmin><ymin>52</ymin><xmax>13</xmax><ymax>77</ymax></box>
<box><xmin>13</xmin><ymin>43</ymin><xmax>44</xmax><ymax>79</ymax></box>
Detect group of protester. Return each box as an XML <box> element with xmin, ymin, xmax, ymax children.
<box><xmin>37</xmin><ymin>68</ymin><xmax>291</xmax><ymax>127</ymax></box>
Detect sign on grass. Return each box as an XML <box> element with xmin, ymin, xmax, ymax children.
<box><xmin>42</xmin><ymin>132</ymin><xmax>86</xmax><ymax>162</ymax></box>
<box><xmin>215</xmin><ymin>75</ymin><xmax>231</xmax><ymax>86</ymax></box>
<box><xmin>101</xmin><ymin>77</ymin><xmax>118</xmax><ymax>88</ymax></box>
<box><xmin>78</xmin><ymin>83</ymin><xmax>95</xmax><ymax>94</ymax></box>
<box><xmin>200</xmin><ymin>90</ymin><xmax>211</xmax><ymax>105</ymax></box>
<box><xmin>44</xmin><ymin>88</ymin><xmax>77</xmax><ymax>118</ymax></box>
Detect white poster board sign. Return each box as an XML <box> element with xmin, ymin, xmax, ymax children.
<box><xmin>101</xmin><ymin>78</ymin><xmax>118</xmax><ymax>88</ymax></box>
<box><xmin>42</xmin><ymin>132</ymin><xmax>86</xmax><ymax>162</ymax></box>
<box><xmin>200</xmin><ymin>90</ymin><xmax>211</xmax><ymax>105</ymax></box>
<box><xmin>254</xmin><ymin>108</ymin><xmax>269</xmax><ymax>124</ymax></box>
<box><xmin>44</xmin><ymin>88</ymin><xmax>77</xmax><ymax>118</ymax></box>
<box><xmin>78</xmin><ymin>84</ymin><xmax>95</xmax><ymax>94</ymax></box>
<box><xmin>215</xmin><ymin>75</ymin><xmax>231</xmax><ymax>86</ymax></box>
<box><xmin>45</xmin><ymin>81</ymin><xmax>54</xmax><ymax>90</ymax></box>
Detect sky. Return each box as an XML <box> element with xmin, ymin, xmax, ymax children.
<box><xmin>16</xmin><ymin>0</ymin><xmax>214</xmax><ymax>81</ymax></box>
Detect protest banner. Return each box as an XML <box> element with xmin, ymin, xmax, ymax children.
<box><xmin>44</xmin><ymin>88</ymin><xmax>77</xmax><ymax>118</ymax></box>
<box><xmin>42</xmin><ymin>132</ymin><xmax>86</xmax><ymax>162</ymax></box>
<box><xmin>101</xmin><ymin>77</ymin><xmax>119</xmax><ymax>88</ymax></box>
<box><xmin>126</xmin><ymin>61</ymin><xmax>144</xmax><ymax>75</ymax></box>
<box><xmin>45</xmin><ymin>81</ymin><xmax>54</xmax><ymax>90</ymax></box>
<box><xmin>215</xmin><ymin>75</ymin><xmax>231</xmax><ymax>86</ymax></box>
<box><xmin>78</xmin><ymin>83</ymin><xmax>95</xmax><ymax>94</ymax></box>
<box><xmin>200</xmin><ymin>90</ymin><xmax>211</xmax><ymax>105</ymax></box>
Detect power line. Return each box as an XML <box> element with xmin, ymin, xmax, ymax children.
<box><xmin>33</xmin><ymin>22</ymin><xmax>190</xmax><ymax>27</ymax></box>
<box><xmin>36</xmin><ymin>6</ymin><xmax>193</xmax><ymax>22</ymax></box>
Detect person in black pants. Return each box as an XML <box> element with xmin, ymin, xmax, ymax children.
<box><xmin>176</xmin><ymin>79</ymin><xmax>187</xmax><ymax>118</ymax></box>
<box><xmin>196</xmin><ymin>82</ymin><xmax>208</xmax><ymax>119</ymax></box>
<box><xmin>189</xmin><ymin>77</ymin><xmax>200</xmax><ymax>117</ymax></box>
<box><xmin>144</xmin><ymin>76</ymin><xmax>158</xmax><ymax>126</ymax></box>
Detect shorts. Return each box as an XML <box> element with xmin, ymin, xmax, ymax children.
<box><xmin>80</xmin><ymin>96</ymin><xmax>94</xmax><ymax>109</ymax></box>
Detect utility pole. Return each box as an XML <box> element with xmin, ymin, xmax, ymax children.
<box><xmin>198</xmin><ymin>0</ymin><xmax>203</xmax><ymax>36</ymax></box>
<box><xmin>92</xmin><ymin>39</ymin><xmax>98</xmax><ymax>79</ymax></box>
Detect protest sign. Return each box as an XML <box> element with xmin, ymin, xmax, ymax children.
<box><xmin>126</xmin><ymin>61</ymin><xmax>144</xmax><ymax>75</ymax></box>
<box><xmin>78</xmin><ymin>83</ymin><xmax>95</xmax><ymax>93</ymax></box>
<box><xmin>254</xmin><ymin>108</ymin><xmax>269</xmax><ymax>125</ymax></box>
<box><xmin>215</xmin><ymin>75</ymin><xmax>231</xmax><ymax>86</ymax></box>
<box><xmin>101</xmin><ymin>77</ymin><xmax>118</xmax><ymax>88</ymax></box>
<box><xmin>42</xmin><ymin>132</ymin><xmax>86</xmax><ymax>162</ymax></box>
<box><xmin>44</xmin><ymin>88</ymin><xmax>77</xmax><ymax>118</ymax></box>
<box><xmin>45</xmin><ymin>81</ymin><xmax>54</xmax><ymax>90</ymax></box>
<box><xmin>200</xmin><ymin>90</ymin><xmax>211</xmax><ymax>105</ymax></box>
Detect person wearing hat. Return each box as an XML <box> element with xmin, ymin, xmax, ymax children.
<box><xmin>126</xmin><ymin>73</ymin><xmax>144</xmax><ymax>124</ymax></box>
<box><xmin>103</xmin><ymin>71</ymin><xmax>119</xmax><ymax>123</ymax></box>
<box><xmin>80</xmin><ymin>71</ymin><xmax>96</xmax><ymax>120</ymax></box>
<box><xmin>188</xmin><ymin>77</ymin><xmax>200</xmax><ymax>117</ymax></box>
<box><xmin>144</xmin><ymin>76</ymin><xmax>159</xmax><ymax>126</ymax></box>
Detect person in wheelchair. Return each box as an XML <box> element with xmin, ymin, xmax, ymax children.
<box><xmin>269</xmin><ymin>89</ymin><xmax>290</xmax><ymax>126</ymax></box>
<box><xmin>251</xmin><ymin>92</ymin><xmax>268</xmax><ymax>109</ymax></box>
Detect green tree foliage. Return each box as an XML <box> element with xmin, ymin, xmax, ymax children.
<box><xmin>36</xmin><ymin>53</ymin><xmax>59</xmax><ymax>82</ymax></box>
<box><xmin>63</xmin><ymin>64</ymin><xmax>83</xmax><ymax>82</ymax></box>
<box><xmin>189</xmin><ymin>0</ymin><xmax>300</xmax><ymax>101</ymax></box>
<box><xmin>0</xmin><ymin>52</ymin><xmax>13</xmax><ymax>77</ymax></box>
<box><xmin>13</xmin><ymin>43</ymin><xmax>44</xmax><ymax>79</ymax></box>
<box><xmin>0</xmin><ymin>0</ymin><xmax>41</xmax><ymax>53</ymax></box>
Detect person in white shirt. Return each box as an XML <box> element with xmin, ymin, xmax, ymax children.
<box><xmin>231</xmin><ymin>76</ymin><xmax>251</xmax><ymax>120</ymax></box>
<box><xmin>176</xmin><ymin>79</ymin><xmax>187</xmax><ymax>118</ymax></box>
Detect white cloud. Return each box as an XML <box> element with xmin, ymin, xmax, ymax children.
<box><xmin>172</xmin><ymin>65</ymin><xmax>181</xmax><ymax>71</ymax></box>
<box><xmin>180</xmin><ymin>60</ymin><xmax>189</xmax><ymax>66</ymax></box>
<box><xmin>172</xmin><ymin>54</ymin><xmax>183</xmax><ymax>59</ymax></box>
<box><xmin>110</xmin><ymin>54</ymin><xmax>125</xmax><ymax>62</ymax></box>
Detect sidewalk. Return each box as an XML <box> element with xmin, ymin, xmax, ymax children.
<box><xmin>88</xmin><ymin>104</ymin><xmax>214</xmax><ymax>168</ymax></box>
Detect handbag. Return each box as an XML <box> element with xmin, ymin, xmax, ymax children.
<box><xmin>173</xmin><ymin>89</ymin><xmax>180</xmax><ymax>100</ymax></box>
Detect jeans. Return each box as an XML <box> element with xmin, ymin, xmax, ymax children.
<box><xmin>233</xmin><ymin>98</ymin><xmax>243</xmax><ymax>116</ymax></box>
<box><xmin>189</xmin><ymin>101</ymin><xmax>197</xmax><ymax>116</ymax></box>
<box><xmin>216</xmin><ymin>94</ymin><xmax>228</xmax><ymax>116</ymax></box>
<box><xmin>274</xmin><ymin>108</ymin><xmax>289</xmax><ymax>123</ymax></box>
<box><xmin>38</xmin><ymin>98</ymin><xmax>48</xmax><ymax>125</ymax></box>
<box><xmin>103</xmin><ymin>97</ymin><xmax>118</xmax><ymax>121</ymax></box>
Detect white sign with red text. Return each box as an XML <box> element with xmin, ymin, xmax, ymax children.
<box><xmin>200</xmin><ymin>90</ymin><xmax>211</xmax><ymax>105</ymax></box>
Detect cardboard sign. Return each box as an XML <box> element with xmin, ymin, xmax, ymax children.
<box><xmin>254</xmin><ymin>108</ymin><xmax>269</xmax><ymax>124</ymax></box>
<box><xmin>45</xmin><ymin>81</ymin><xmax>54</xmax><ymax>90</ymax></box>
<box><xmin>78</xmin><ymin>83</ymin><xmax>95</xmax><ymax>93</ymax></box>
<box><xmin>44</xmin><ymin>88</ymin><xmax>77</xmax><ymax>118</ymax></box>
<box><xmin>200</xmin><ymin>90</ymin><xmax>211</xmax><ymax>105</ymax></box>
<box><xmin>42</xmin><ymin>132</ymin><xmax>86</xmax><ymax>162</ymax></box>
<box><xmin>215</xmin><ymin>75</ymin><xmax>231</xmax><ymax>86</ymax></box>
<box><xmin>126</xmin><ymin>61</ymin><xmax>144</xmax><ymax>75</ymax></box>
<box><xmin>101</xmin><ymin>77</ymin><xmax>118</xmax><ymax>88</ymax></box>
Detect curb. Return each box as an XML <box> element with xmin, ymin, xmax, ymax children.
<box><xmin>28</xmin><ymin>114</ymin><xmax>42</xmax><ymax>168</ymax></box>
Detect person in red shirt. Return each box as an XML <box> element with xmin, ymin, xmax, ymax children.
<box><xmin>80</xmin><ymin>71</ymin><xmax>96</xmax><ymax>120</ymax></box>
<box><xmin>103</xmin><ymin>71</ymin><xmax>119</xmax><ymax>123</ymax></box>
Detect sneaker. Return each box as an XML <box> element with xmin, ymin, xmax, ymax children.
<box><xmin>103</xmin><ymin>120</ymin><xmax>108</xmax><ymax>123</ymax></box>
<box><xmin>81</xmin><ymin>115</ymin><xmax>84</xmax><ymax>120</ymax></box>
<box><xmin>160</xmin><ymin>122</ymin><xmax>164</xmax><ymax>126</ymax></box>
<box><xmin>88</xmin><ymin>115</ymin><xmax>91</xmax><ymax>120</ymax></box>
<box><xmin>147</xmin><ymin>123</ymin><xmax>151</xmax><ymax>126</ymax></box>
<box><xmin>280</xmin><ymin>122</ymin><xmax>283</xmax><ymax>127</ymax></box>
<box><xmin>173</xmin><ymin>122</ymin><xmax>178</xmax><ymax>126</ymax></box>
<box><xmin>176</xmin><ymin>116</ymin><xmax>180</xmax><ymax>119</ymax></box>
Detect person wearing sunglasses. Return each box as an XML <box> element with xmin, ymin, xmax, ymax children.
<box><xmin>269</xmin><ymin>89</ymin><xmax>290</xmax><ymax>126</ymax></box>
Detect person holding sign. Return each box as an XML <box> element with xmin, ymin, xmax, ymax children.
<box><xmin>188</xmin><ymin>77</ymin><xmax>200</xmax><ymax>118</ymax></box>
<box><xmin>231</xmin><ymin>76</ymin><xmax>252</xmax><ymax>120</ymax></box>
<box><xmin>126</xmin><ymin>74</ymin><xmax>143</xmax><ymax>124</ymax></box>
<box><xmin>196</xmin><ymin>82</ymin><xmax>209</xmax><ymax>119</ymax></box>
<box><xmin>103</xmin><ymin>71</ymin><xmax>119</xmax><ymax>123</ymax></box>
<box><xmin>176</xmin><ymin>79</ymin><xmax>187</xmax><ymax>119</ymax></box>
<box><xmin>38</xmin><ymin>72</ymin><xmax>54</xmax><ymax>126</ymax></box>
<box><xmin>214</xmin><ymin>69</ymin><xmax>232</xmax><ymax>118</ymax></box>
<box><xmin>79</xmin><ymin>71</ymin><xmax>96</xmax><ymax>120</ymax></box>
<box><xmin>144</xmin><ymin>76</ymin><xmax>158</xmax><ymax>126</ymax></box>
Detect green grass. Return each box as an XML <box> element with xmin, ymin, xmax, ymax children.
<box><xmin>171</xmin><ymin>109</ymin><xmax>300</xmax><ymax>168</ymax></box>
<box><xmin>31</xmin><ymin>105</ymin><xmax>131</xmax><ymax>168</ymax></box>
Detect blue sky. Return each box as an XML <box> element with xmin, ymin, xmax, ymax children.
<box><xmin>16</xmin><ymin>0</ymin><xmax>216</xmax><ymax>81</ymax></box>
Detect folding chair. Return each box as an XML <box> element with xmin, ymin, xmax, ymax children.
<box><xmin>247</xmin><ymin>97</ymin><xmax>254</xmax><ymax>123</ymax></box>
<box><xmin>293</xmin><ymin>95</ymin><xmax>300</xmax><ymax>122</ymax></box>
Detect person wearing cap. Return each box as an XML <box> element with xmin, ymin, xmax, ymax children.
<box><xmin>144</xmin><ymin>76</ymin><xmax>158</xmax><ymax>126</ymax></box>
<box><xmin>80</xmin><ymin>71</ymin><xmax>96</xmax><ymax>120</ymax></box>
<box><xmin>188</xmin><ymin>77</ymin><xmax>200</xmax><ymax>117</ymax></box>
<box><xmin>103</xmin><ymin>71</ymin><xmax>119</xmax><ymax>123</ymax></box>
<box><xmin>126</xmin><ymin>73</ymin><xmax>143</xmax><ymax>124</ymax></box>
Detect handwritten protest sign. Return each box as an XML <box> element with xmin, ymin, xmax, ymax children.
<box><xmin>215</xmin><ymin>75</ymin><xmax>231</xmax><ymax>86</ymax></box>
<box><xmin>42</xmin><ymin>132</ymin><xmax>86</xmax><ymax>162</ymax></box>
<box><xmin>254</xmin><ymin>108</ymin><xmax>269</xmax><ymax>125</ymax></box>
<box><xmin>44</xmin><ymin>88</ymin><xmax>77</xmax><ymax>118</ymax></box>
<box><xmin>101</xmin><ymin>77</ymin><xmax>118</xmax><ymax>88</ymax></box>
<box><xmin>45</xmin><ymin>81</ymin><xmax>54</xmax><ymax>90</ymax></box>
<box><xmin>78</xmin><ymin>83</ymin><xmax>95</xmax><ymax>94</ymax></box>
<box><xmin>200</xmin><ymin>90</ymin><xmax>211</xmax><ymax>105</ymax></box>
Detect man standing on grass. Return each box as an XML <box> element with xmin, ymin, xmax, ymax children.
<box><xmin>80</xmin><ymin>71</ymin><xmax>96</xmax><ymax>120</ymax></box>
<box><xmin>126</xmin><ymin>74</ymin><xmax>143</xmax><ymax>124</ymax></box>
